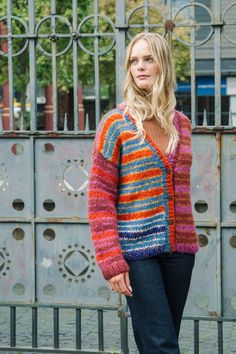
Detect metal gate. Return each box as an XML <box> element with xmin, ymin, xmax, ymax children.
<box><xmin>0</xmin><ymin>1</ymin><xmax>236</xmax><ymax>353</ymax></box>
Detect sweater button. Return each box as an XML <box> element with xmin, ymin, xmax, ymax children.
<box><xmin>167</xmin><ymin>194</ymin><xmax>173</xmax><ymax>201</ymax></box>
<box><xmin>167</xmin><ymin>218</ymin><xmax>174</xmax><ymax>225</ymax></box>
<box><xmin>166</xmin><ymin>168</ymin><xmax>171</xmax><ymax>174</ymax></box>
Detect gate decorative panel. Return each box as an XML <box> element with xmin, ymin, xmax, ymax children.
<box><xmin>0</xmin><ymin>138</ymin><xmax>32</xmax><ymax>218</ymax></box>
<box><xmin>36</xmin><ymin>222</ymin><xmax>118</xmax><ymax>306</ymax></box>
<box><xmin>0</xmin><ymin>223</ymin><xmax>34</xmax><ymax>303</ymax></box>
<box><xmin>35</xmin><ymin>139</ymin><xmax>92</xmax><ymax>219</ymax></box>
<box><xmin>222</xmin><ymin>228</ymin><xmax>236</xmax><ymax>317</ymax></box>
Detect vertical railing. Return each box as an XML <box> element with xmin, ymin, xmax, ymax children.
<box><xmin>72</xmin><ymin>0</ymin><xmax>79</xmax><ymax>131</ymax></box>
<box><xmin>28</xmin><ymin>0</ymin><xmax>37</xmax><ymax>131</ymax></box>
<box><xmin>0</xmin><ymin>0</ymin><xmax>235</xmax><ymax>132</ymax></box>
<box><xmin>94</xmin><ymin>0</ymin><xmax>100</xmax><ymax>129</ymax></box>
<box><xmin>50</xmin><ymin>0</ymin><xmax>58</xmax><ymax>130</ymax></box>
<box><xmin>115</xmin><ymin>0</ymin><xmax>126</xmax><ymax>105</ymax></box>
<box><xmin>0</xmin><ymin>305</ymin><xmax>127</xmax><ymax>353</ymax></box>
<box><xmin>214</xmin><ymin>0</ymin><xmax>222</xmax><ymax>126</ymax></box>
<box><xmin>190</xmin><ymin>1</ymin><xmax>196</xmax><ymax>126</ymax></box>
<box><xmin>6</xmin><ymin>0</ymin><xmax>14</xmax><ymax>130</ymax></box>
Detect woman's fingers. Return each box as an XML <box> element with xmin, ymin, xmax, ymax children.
<box><xmin>108</xmin><ymin>273</ymin><xmax>133</xmax><ymax>296</ymax></box>
<box><xmin>124</xmin><ymin>272</ymin><xmax>132</xmax><ymax>293</ymax></box>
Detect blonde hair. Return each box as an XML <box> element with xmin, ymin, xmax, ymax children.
<box><xmin>123</xmin><ymin>32</ymin><xmax>179</xmax><ymax>154</ymax></box>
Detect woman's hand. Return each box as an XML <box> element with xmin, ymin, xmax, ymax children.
<box><xmin>108</xmin><ymin>272</ymin><xmax>133</xmax><ymax>297</ymax></box>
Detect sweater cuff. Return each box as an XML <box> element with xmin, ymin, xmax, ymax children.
<box><xmin>101</xmin><ymin>259</ymin><xmax>130</xmax><ymax>280</ymax></box>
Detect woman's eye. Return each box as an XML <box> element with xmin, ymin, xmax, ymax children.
<box><xmin>130</xmin><ymin>59</ymin><xmax>138</xmax><ymax>65</ymax></box>
<box><xmin>146</xmin><ymin>57</ymin><xmax>153</xmax><ymax>62</ymax></box>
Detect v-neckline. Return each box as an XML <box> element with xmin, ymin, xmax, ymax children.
<box><xmin>122</xmin><ymin>109</ymin><xmax>181</xmax><ymax>171</ymax></box>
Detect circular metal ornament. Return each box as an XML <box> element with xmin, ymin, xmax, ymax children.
<box><xmin>222</xmin><ymin>2</ymin><xmax>236</xmax><ymax>44</ymax></box>
<box><xmin>126</xmin><ymin>5</ymin><xmax>166</xmax><ymax>40</ymax></box>
<box><xmin>58</xmin><ymin>244</ymin><xmax>96</xmax><ymax>283</ymax></box>
<box><xmin>0</xmin><ymin>16</ymin><xmax>28</xmax><ymax>57</ymax></box>
<box><xmin>57</xmin><ymin>159</ymin><xmax>89</xmax><ymax>198</ymax></box>
<box><xmin>173</xmin><ymin>2</ymin><xmax>214</xmax><ymax>47</ymax></box>
<box><xmin>35</xmin><ymin>15</ymin><xmax>73</xmax><ymax>57</ymax></box>
<box><xmin>77</xmin><ymin>15</ymin><xmax>115</xmax><ymax>56</ymax></box>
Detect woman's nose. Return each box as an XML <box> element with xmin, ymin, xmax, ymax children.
<box><xmin>137</xmin><ymin>61</ymin><xmax>145</xmax><ymax>71</ymax></box>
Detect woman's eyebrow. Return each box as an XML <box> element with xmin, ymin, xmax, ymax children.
<box><xmin>130</xmin><ymin>54</ymin><xmax>152</xmax><ymax>59</ymax></box>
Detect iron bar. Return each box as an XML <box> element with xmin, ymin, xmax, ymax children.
<box><xmin>214</xmin><ymin>0</ymin><xmax>222</xmax><ymax>125</ymax></box>
<box><xmin>51</xmin><ymin>0</ymin><xmax>58</xmax><ymax>130</ymax></box>
<box><xmin>216</xmin><ymin>132</ymin><xmax>222</xmax><ymax>318</ymax></box>
<box><xmin>28</xmin><ymin>0</ymin><xmax>37</xmax><ymax>131</ymax></box>
<box><xmin>218</xmin><ymin>320</ymin><xmax>223</xmax><ymax>354</ymax></box>
<box><xmin>10</xmin><ymin>306</ymin><xmax>16</xmax><ymax>347</ymax></box>
<box><xmin>32</xmin><ymin>306</ymin><xmax>38</xmax><ymax>348</ymax></box>
<box><xmin>53</xmin><ymin>307</ymin><xmax>59</xmax><ymax>349</ymax></box>
<box><xmin>75</xmin><ymin>308</ymin><xmax>82</xmax><ymax>349</ymax></box>
<box><xmin>120</xmin><ymin>315</ymin><xmax>129</xmax><ymax>354</ymax></box>
<box><xmin>143</xmin><ymin>0</ymin><xmax>149</xmax><ymax>32</ymax></box>
<box><xmin>115</xmin><ymin>0</ymin><xmax>126</xmax><ymax>105</ymax></box>
<box><xmin>190</xmin><ymin>0</ymin><xmax>196</xmax><ymax>126</ymax></box>
<box><xmin>94</xmin><ymin>0</ymin><xmax>100</xmax><ymax>129</ymax></box>
<box><xmin>194</xmin><ymin>319</ymin><xmax>199</xmax><ymax>354</ymax></box>
<box><xmin>7</xmin><ymin>0</ymin><xmax>14</xmax><ymax>129</ymax></box>
<box><xmin>97</xmin><ymin>309</ymin><xmax>104</xmax><ymax>351</ymax></box>
<box><xmin>72</xmin><ymin>0</ymin><xmax>79</xmax><ymax>131</ymax></box>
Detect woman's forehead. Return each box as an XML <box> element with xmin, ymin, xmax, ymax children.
<box><xmin>130</xmin><ymin>39</ymin><xmax>151</xmax><ymax>57</ymax></box>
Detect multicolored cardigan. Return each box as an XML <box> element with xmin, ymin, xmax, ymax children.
<box><xmin>88</xmin><ymin>105</ymin><xmax>198</xmax><ymax>280</ymax></box>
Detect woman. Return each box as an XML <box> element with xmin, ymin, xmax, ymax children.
<box><xmin>88</xmin><ymin>32</ymin><xmax>198</xmax><ymax>353</ymax></box>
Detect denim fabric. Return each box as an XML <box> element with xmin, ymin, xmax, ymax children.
<box><xmin>126</xmin><ymin>252</ymin><xmax>195</xmax><ymax>354</ymax></box>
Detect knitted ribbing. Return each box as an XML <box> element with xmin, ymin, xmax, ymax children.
<box><xmin>88</xmin><ymin>107</ymin><xmax>198</xmax><ymax>280</ymax></box>
<box><xmin>143</xmin><ymin>118</ymin><xmax>169</xmax><ymax>155</ymax></box>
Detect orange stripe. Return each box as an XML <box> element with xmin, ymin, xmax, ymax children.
<box><xmin>97</xmin><ymin>114</ymin><xmax>123</xmax><ymax>153</ymax></box>
<box><xmin>96</xmin><ymin>249</ymin><xmax>121</xmax><ymax>261</ymax></box>
<box><xmin>89</xmin><ymin>211</ymin><xmax>116</xmax><ymax>220</ymax></box>
<box><xmin>120</xmin><ymin>168</ymin><xmax>162</xmax><ymax>184</ymax></box>
<box><xmin>118</xmin><ymin>205</ymin><xmax>164</xmax><ymax>221</ymax></box>
<box><xmin>118</xmin><ymin>187</ymin><xmax>163</xmax><ymax>203</ymax></box>
<box><xmin>92</xmin><ymin>230</ymin><xmax>116</xmax><ymax>241</ymax></box>
<box><xmin>122</xmin><ymin>149</ymin><xmax>154</xmax><ymax>164</ymax></box>
<box><xmin>120</xmin><ymin>131</ymin><xmax>136</xmax><ymax>140</ymax></box>
<box><xmin>88</xmin><ymin>190</ymin><xmax>115</xmax><ymax>202</ymax></box>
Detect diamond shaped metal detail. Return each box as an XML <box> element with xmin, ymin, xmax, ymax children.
<box><xmin>63</xmin><ymin>164</ymin><xmax>88</xmax><ymax>192</ymax></box>
<box><xmin>64</xmin><ymin>250</ymin><xmax>89</xmax><ymax>277</ymax></box>
<box><xmin>0</xmin><ymin>253</ymin><xmax>5</xmax><ymax>271</ymax></box>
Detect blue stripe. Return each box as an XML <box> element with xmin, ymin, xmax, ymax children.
<box><xmin>120</xmin><ymin>159</ymin><xmax>157</xmax><ymax>175</ymax></box>
<box><xmin>118</xmin><ymin>178</ymin><xmax>163</xmax><ymax>194</ymax></box>
<box><xmin>118</xmin><ymin>213</ymin><xmax>166</xmax><ymax>228</ymax></box>
<box><xmin>119</xmin><ymin>177</ymin><xmax>163</xmax><ymax>189</ymax></box>
<box><xmin>103</xmin><ymin>120</ymin><xmax>120</xmax><ymax>159</ymax></box>
<box><xmin>121</xmin><ymin>237</ymin><xmax>166</xmax><ymax>251</ymax></box>
<box><xmin>120</xmin><ymin>225</ymin><xmax>166</xmax><ymax>239</ymax></box>
<box><xmin>122</xmin><ymin>141</ymin><xmax>147</xmax><ymax>154</ymax></box>
<box><xmin>123</xmin><ymin>245</ymin><xmax>169</xmax><ymax>260</ymax></box>
<box><xmin>116</xmin><ymin>197</ymin><xmax>164</xmax><ymax>213</ymax></box>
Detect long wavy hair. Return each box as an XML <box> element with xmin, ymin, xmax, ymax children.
<box><xmin>123</xmin><ymin>32</ymin><xmax>179</xmax><ymax>154</ymax></box>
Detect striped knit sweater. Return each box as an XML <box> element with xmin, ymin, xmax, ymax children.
<box><xmin>88</xmin><ymin>105</ymin><xmax>199</xmax><ymax>280</ymax></box>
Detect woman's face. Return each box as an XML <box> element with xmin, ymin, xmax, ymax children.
<box><xmin>129</xmin><ymin>39</ymin><xmax>158</xmax><ymax>91</ymax></box>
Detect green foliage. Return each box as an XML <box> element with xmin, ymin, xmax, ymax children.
<box><xmin>0</xmin><ymin>0</ymin><xmax>190</xmax><ymax>112</ymax></box>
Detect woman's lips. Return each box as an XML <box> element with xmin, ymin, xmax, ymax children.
<box><xmin>137</xmin><ymin>75</ymin><xmax>149</xmax><ymax>79</ymax></box>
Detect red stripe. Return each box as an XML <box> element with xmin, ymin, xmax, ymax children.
<box><xmin>118</xmin><ymin>205</ymin><xmax>164</xmax><ymax>220</ymax></box>
<box><xmin>118</xmin><ymin>187</ymin><xmax>163</xmax><ymax>203</ymax></box>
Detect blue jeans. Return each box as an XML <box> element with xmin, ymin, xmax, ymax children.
<box><xmin>126</xmin><ymin>252</ymin><xmax>195</xmax><ymax>354</ymax></box>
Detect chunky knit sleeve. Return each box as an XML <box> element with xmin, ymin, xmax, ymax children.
<box><xmin>88</xmin><ymin>113</ymin><xmax>129</xmax><ymax>280</ymax></box>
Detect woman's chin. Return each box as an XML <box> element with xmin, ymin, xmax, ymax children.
<box><xmin>137</xmin><ymin>84</ymin><xmax>152</xmax><ymax>91</ymax></box>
